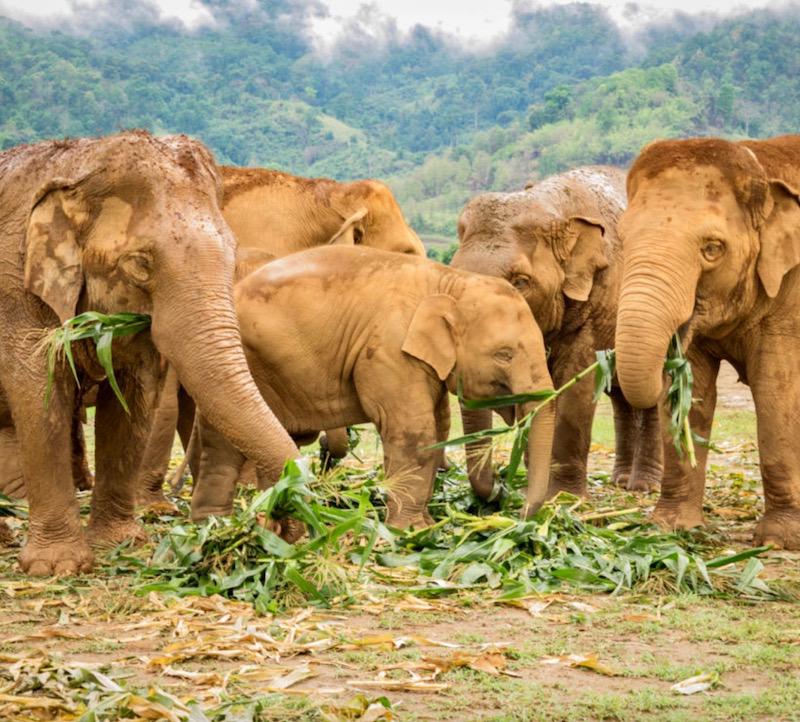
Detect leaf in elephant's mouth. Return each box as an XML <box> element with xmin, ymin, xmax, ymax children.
<box><xmin>38</xmin><ymin>311</ymin><xmax>152</xmax><ymax>413</ymax></box>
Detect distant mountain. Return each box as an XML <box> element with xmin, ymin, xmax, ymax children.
<box><xmin>0</xmin><ymin>4</ymin><xmax>797</xmax><ymax>240</ymax></box>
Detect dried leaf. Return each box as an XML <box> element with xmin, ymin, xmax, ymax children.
<box><xmin>671</xmin><ymin>672</ymin><xmax>718</xmax><ymax>695</ymax></box>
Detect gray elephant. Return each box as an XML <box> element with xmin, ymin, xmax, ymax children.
<box><xmin>450</xmin><ymin>166</ymin><xmax>663</xmax><ymax>500</ymax></box>
<box><xmin>0</xmin><ymin>131</ymin><xmax>299</xmax><ymax>574</ymax></box>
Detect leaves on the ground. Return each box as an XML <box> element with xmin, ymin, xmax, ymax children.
<box><xmin>671</xmin><ymin>672</ymin><xmax>719</xmax><ymax>695</ymax></box>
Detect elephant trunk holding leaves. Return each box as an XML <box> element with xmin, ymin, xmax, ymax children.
<box><xmin>0</xmin><ymin>131</ymin><xmax>299</xmax><ymax>574</ymax></box>
<box><xmin>136</xmin><ymin>167</ymin><xmax>425</xmax><ymax>506</ymax></box>
<box><xmin>450</xmin><ymin>166</ymin><xmax>663</xmax><ymax>502</ymax></box>
<box><xmin>615</xmin><ymin>135</ymin><xmax>800</xmax><ymax>550</ymax></box>
<box><xmin>191</xmin><ymin>246</ymin><xmax>555</xmax><ymax>528</ymax></box>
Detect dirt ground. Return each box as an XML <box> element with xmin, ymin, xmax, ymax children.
<box><xmin>0</xmin><ymin>367</ymin><xmax>798</xmax><ymax>722</ymax></box>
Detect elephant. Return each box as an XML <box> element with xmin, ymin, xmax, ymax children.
<box><xmin>450</xmin><ymin>167</ymin><xmax>663</xmax><ymax>501</ymax></box>
<box><xmin>0</xmin><ymin>131</ymin><xmax>299</xmax><ymax>575</ymax></box>
<box><xmin>614</xmin><ymin>135</ymin><xmax>800</xmax><ymax>550</ymax></box>
<box><xmin>190</xmin><ymin>246</ymin><xmax>556</xmax><ymax>529</ymax></box>
<box><xmin>136</xmin><ymin>168</ymin><xmax>426</xmax><ymax>506</ymax></box>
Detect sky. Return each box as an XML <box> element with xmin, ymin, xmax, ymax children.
<box><xmin>0</xmin><ymin>0</ymin><xmax>790</xmax><ymax>39</ymax></box>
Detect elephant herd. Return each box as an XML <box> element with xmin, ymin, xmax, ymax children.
<box><xmin>1</xmin><ymin>130</ymin><xmax>799</xmax><ymax>578</ymax></box>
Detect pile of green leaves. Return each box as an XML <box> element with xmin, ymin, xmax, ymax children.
<box><xmin>136</xmin><ymin>464</ymin><xmax>782</xmax><ymax>611</ymax></box>
<box><xmin>41</xmin><ymin>311</ymin><xmax>151</xmax><ymax>412</ymax></box>
<box><xmin>382</xmin><ymin>493</ymin><xmax>775</xmax><ymax>599</ymax></box>
<box><xmin>137</xmin><ymin>461</ymin><xmax>391</xmax><ymax>614</ymax></box>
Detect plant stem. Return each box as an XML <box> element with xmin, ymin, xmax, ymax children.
<box><xmin>683</xmin><ymin>415</ymin><xmax>697</xmax><ymax>468</ymax></box>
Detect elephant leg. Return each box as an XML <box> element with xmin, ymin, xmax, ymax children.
<box><xmin>609</xmin><ymin>388</ymin><xmax>662</xmax><ymax>492</ymax></box>
<box><xmin>629</xmin><ymin>405</ymin><xmax>663</xmax><ymax>492</ymax></box>
<box><xmin>176</xmin><ymin>386</ymin><xmax>198</xmax><ymax>480</ymax></box>
<box><xmin>71</xmin><ymin>397</ymin><xmax>94</xmax><ymax>492</ymax></box>
<box><xmin>750</xmin><ymin>341</ymin><xmax>800</xmax><ymax>550</ymax></box>
<box><xmin>548</xmin><ymin>370</ymin><xmax>595</xmax><ymax>497</ymax></box>
<box><xmin>461</xmin><ymin>405</ymin><xmax>494</xmax><ymax>499</ymax></box>
<box><xmin>319</xmin><ymin>427</ymin><xmax>349</xmax><ymax>471</ymax></box>
<box><xmin>190</xmin><ymin>418</ymin><xmax>245</xmax><ymax>521</ymax></box>
<box><xmin>136</xmin><ymin>364</ymin><xmax>180</xmax><ymax>508</ymax></box>
<box><xmin>609</xmin><ymin>386</ymin><xmax>636</xmax><ymax>488</ymax></box>
<box><xmin>0</xmin><ymin>425</ymin><xmax>25</xmax><ymax>500</ymax></box>
<box><xmin>7</xmin><ymin>367</ymin><xmax>93</xmax><ymax>576</ymax></box>
<box><xmin>653</xmin><ymin>348</ymin><xmax>718</xmax><ymax>531</ymax></box>
<box><xmin>87</xmin><ymin>358</ymin><xmax>159</xmax><ymax>548</ymax></box>
<box><xmin>379</xmin><ymin>404</ymin><xmax>439</xmax><ymax>529</ymax></box>
<box><xmin>433</xmin><ymin>395</ymin><xmax>451</xmax><ymax>472</ymax></box>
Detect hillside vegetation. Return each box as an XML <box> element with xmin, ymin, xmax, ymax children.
<box><xmin>1</xmin><ymin>2</ymin><xmax>798</xmax><ymax>240</ymax></box>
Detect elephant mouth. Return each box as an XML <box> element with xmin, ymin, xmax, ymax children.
<box><xmin>497</xmin><ymin>405</ymin><xmax>516</xmax><ymax>426</ymax></box>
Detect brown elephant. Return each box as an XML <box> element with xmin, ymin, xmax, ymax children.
<box><xmin>450</xmin><ymin>167</ymin><xmax>663</xmax><ymax>501</ymax></box>
<box><xmin>615</xmin><ymin>135</ymin><xmax>800</xmax><ymax>550</ymax></box>
<box><xmin>0</xmin><ymin>131</ymin><xmax>299</xmax><ymax>575</ymax></box>
<box><xmin>190</xmin><ymin>246</ymin><xmax>556</xmax><ymax>528</ymax></box>
<box><xmin>137</xmin><ymin>168</ymin><xmax>425</xmax><ymax>505</ymax></box>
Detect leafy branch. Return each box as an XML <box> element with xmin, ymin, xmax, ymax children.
<box><xmin>41</xmin><ymin>311</ymin><xmax>151</xmax><ymax>413</ymax></box>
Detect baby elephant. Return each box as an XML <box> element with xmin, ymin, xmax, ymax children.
<box><xmin>191</xmin><ymin>246</ymin><xmax>556</xmax><ymax>529</ymax></box>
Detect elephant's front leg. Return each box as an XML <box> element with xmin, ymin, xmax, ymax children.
<box><xmin>87</xmin><ymin>357</ymin><xmax>160</xmax><ymax>547</ymax></box>
<box><xmin>9</xmin><ymin>370</ymin><xmax>93</xmax><ymax>575</ymax></box>
<box><xmin>372</xmin><ymin>396</ymin><xmax>440</xmax><ymax>529</ymax></box>
<box><xmin>609</xmin><ymin>388</ymin><xmax>663</xmax><ymax>492</ymax></box>
<box><xmin>190</xmin><ymin>419</ymin><xmax>245</xmax><ymax>521</ymax></box>
<box><xmin>750</xmin><ymin>341</ymin><xmax>800</xmax><ymax>550</ymax></box>
<box><xmin>548</xmin><ymin>366</ymin><xmax>596</xmax><ymax>497</ymax></box>
<box><xmin>653</xmin><ymin>348</ymin><xmax>718</xmax><ymax>530</ymax></box>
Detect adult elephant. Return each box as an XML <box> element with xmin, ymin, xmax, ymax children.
<box><xmin>450</xmin><ymin>167</ymin><xmax>663</xmax><ymax>500</ymax></box>
<box><xmin>137</xmin><ymin>167</ymin><xmax>425</xmax><ymax>505</ymax></box>
<box><xmin>615</xmin><ymin>135</ymin><xmax>800</xmax><ymax>550</ymax></box>
<box><xmin>0</xmin><ymin>131</ymin><xmax>299</xmax><ymax>574</ymax></box>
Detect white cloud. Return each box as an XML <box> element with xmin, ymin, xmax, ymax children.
<box><xmin>0</xmin><ymin>0</ymin><xmax>215</xmax><ymax>29</ymax></box>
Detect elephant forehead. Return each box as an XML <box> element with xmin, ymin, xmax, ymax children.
<box><xmin>631</xmin><ymin>166</ymin><xmax>742</xmax><ymax>212</ymax></box>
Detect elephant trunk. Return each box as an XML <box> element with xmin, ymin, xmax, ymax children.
<box><xmin>615</xmin><ymin>234</ymin><xmax>698</xmax><ymax>409</ymax></box>
<box><xmin>461</xmin><ymin>405</ymin><xmax>495</xmax><ymax>499</ymax></box>
<box><xmin>520</xmin><ymin>399</ymin><xmax>555</xmax><ymax>518</ymax></box>
<box><xmin>150</xmin><ymin>286</ymin><xmax>299</xmax><ymax>482</ymax></box>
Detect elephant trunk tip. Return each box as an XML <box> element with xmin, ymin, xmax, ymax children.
<box><xmin>617</xmin><ymin>366</ymin><xmax>664</xmax><ymax>410</ymax></box>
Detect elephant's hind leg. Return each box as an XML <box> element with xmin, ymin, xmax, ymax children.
<box><xmin>609</xmin><ymin>387</ymin><xmax>662</xmax><ymax>492</ymax></box>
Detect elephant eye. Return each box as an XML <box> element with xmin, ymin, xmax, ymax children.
<box><xmin>494</xmin><ymin>347</ymin><xmax>514</xmax><ymax>364</ymax></box>
<box><xmin>701</xmin><ymin>239</ymin><xmax>725</xmax><ymax>263</ymax></box>
<box><xmin>510</xmin><ymin>274</ymin><xmax>531</xmax><ymax>292</ymax></box>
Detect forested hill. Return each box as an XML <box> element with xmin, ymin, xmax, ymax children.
<box><xmin>1</xmin><ymin>2</ymin><xmax>798</xmax><ymax>240</ymax></box>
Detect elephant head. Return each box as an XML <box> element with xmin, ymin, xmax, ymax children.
<box><xmin>451</xmin><ymin>192</ymin><xmax>608</xmax><ymax>334</ymax></box>
<box><xmin>402</xmin><ymin>277</ymin><xmax>555</xmax><ymax>515</ymax></box>
<box><xmin>615</xmin><ymin>138</ymin><xmax>800</xmax><ymax>408</ymax></box>
<box><xmin>23</xmin><ymin>131</ymin><xmax>298</xmax><ymax>480</ymax></box>
<box><xmin>328</xmin><ymin>180</ymin><xmax>425</xmax><ymax>256</ymax></box>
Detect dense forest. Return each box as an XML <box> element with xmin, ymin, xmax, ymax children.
<box><xmin>0</xmin><ymin>1</ymin><xmax>798</xmax><ymax>243</ymax></box>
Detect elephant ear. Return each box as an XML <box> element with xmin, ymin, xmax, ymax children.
<box><xmin>24</xmin><ymin>180</ymin><xmax>89</xmax><ymax>323</ymax></box>
<box><xmin>327</xmin><ymin>207</ymin><xmax>368</xmax><ymax>245</ymax></box>
<box><xmin>401</xmin><ymin>294</ymin><xmax>460</xmax><ymax>381</ymax></box>
<box><xmin>756</xmin><ymin>179</ymin><xmax>800</xmax><ymax>298</ymax></box>
<box><xmin>558</xmin><ymin>216</ymin><xmax>609</xmax><ymax>302</ymax></box>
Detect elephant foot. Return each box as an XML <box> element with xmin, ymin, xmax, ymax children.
<box><xmin>257</xmin><ymin>514</ymin><xmax>306</xmax><ymax>544</ymax></box>
<box><xmin>437</xmin><ymin>451</ymin><xmax>453</xmax><ymax>472</ymax></box>
<box><xmin>0</xmin><ymin>519</ymin><xmax>13</xmax><ymax>545</ymax></box>
<box><xmin>86</xmin><ymin>517</ymin><xmax>147</xmax><ymax>549</ymax></box>
<box><xmin>74</xmin><ymin>470</ymin><xmax>94</xmax><ymax>492</ymax></box>
<box><xmin>753</xmin><ymin>510</ymin><xmax>800</xmax><ymax>551</ymax></box>
<box><xmin>548</xmin><ymin>477</ymin><xmax>588</xmax><ymax>497</ymax></box>
<box><xmin>652</xmin><ymin>501</ymin><xmax>705</xmax><ymax>531</ymax></box>
<box><xmin>191</xmin><ymin>504</ymin><xmax>233</xmax><ymax>523</ymax></box>
<box><xmin>19</xmin><ymin>534</ymin><xmax>94</xmax><ymax>576</ymax></box>
<box><xmin>386</xmin><ymin>509</ymin><xmax>435</xmax><ymax>530</ymax></box>
<box><xmin>625</xmin><ymin>475</ymin><xmax>659</xmax><ymax>493</ymax></box>
<box><xmin>137</xmin><ymin>490</ymin><xmax>179</xmax><ymax>515</ymax></box>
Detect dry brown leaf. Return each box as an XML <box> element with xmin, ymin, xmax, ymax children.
<box><xmin>622</xmin><ymin>613</ymin><xmax>660</xmax><ymax>623</ymax></box>
<box><xmin>541</xmin><ymin>653</ymin><xmax>618</xmax><ymax>676</ymax></box>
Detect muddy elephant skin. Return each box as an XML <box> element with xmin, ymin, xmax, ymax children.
<box><xmin>0</xmin><ymin>131</ymin><xmax>299</xmax><ymax>574</ymax></box>
<box><xmin>615</xmin><ymin>135</ymin><xmax>800</xmax><ymax>549</ymax></box>
<box><xmin>137</xmin><ymin>168</ymin><xmax>425</xmax><ymax>504</ymax></box>
<box><xmin>450</xmin><ymin>167</ymin><xmax>663</xmax><ymax>500</ymax></box>
<box><xmin>191</xmin><ymin>246</ymin><xmax>556</xmax><ymax>529</ymax></box>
